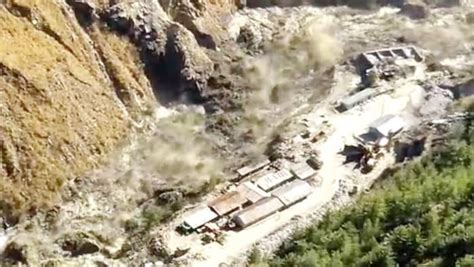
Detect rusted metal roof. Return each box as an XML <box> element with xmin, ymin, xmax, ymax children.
<box><xmin>272</xmin><ymin>180</ymin><xmax>312</xmax><ymax>206</ymax></box>
<box><xmin>255</xmin><ymin>168</ymin><xmax>293</xmax><ymax>192</ymax></box>
<box><xmin>232</xmin><ymin>197</ymin><xmax>284</xmax><ymax>228</ymax></box>
<box><xmin>183</xmin><ymin>206</ymin><xmax>218</xmax><ymax>230</ymax></box>
<box><xmin>291</xmin><ymin>162</ymin><xmax>317</xmax><ymax>180</ymax></box>
<box><xmin>209</xmin><ymin>191</ymin><xmax>248</xmax><ymax>216</ymax></box>
<box><xmin>237</xmin><ymin>181</ymin><xmax>270</xmax><ymax>203</ymax></box>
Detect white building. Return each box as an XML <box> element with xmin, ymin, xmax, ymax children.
<box><xmin>272</xmin><ymin>180</ymin><xmax>312</xmax><ymax>207</ymax></box>
<box><xmin>291</xmin><ymin>162</ymin><xmax>317</xmax><ymax>180</ymax></box>
<box><xmin>255</xmin><ymin>168</ymin><xmax>294</xmax><ymax>192</ymax></box>
<box><xmin>182</xmin><ymin>206</ymin><xmax>218</xmax><ymax>231</ymax></box>
<box><xmin>369</xmin><ymin>115</ymin><xmax>406</xmax><ymax>138</ymax></box>
<box><xmin>232</xmin><ymin>197</ymin><xmax>284</xmax><ymax>228</ymax></box>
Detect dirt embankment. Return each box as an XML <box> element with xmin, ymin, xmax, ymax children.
<box><xmin>0</xmin><ymin>0</ymin><xmax>238</xmax><ymax>219</ymax></box>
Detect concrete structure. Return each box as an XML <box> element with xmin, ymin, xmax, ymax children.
<box><xmin>369</xmin><ymin>115</ymin><xmax>406</xmax><ymax>138</ymax></box>
<box><xmin>236</xmin><ymin>159</ymin><xmax>271</xmax><ymax>178</ymax></box>
<box><xmin>339</xmin><ymin>88</ymin><xmax>378</xmax><ymax>111</ymax></box>
<box><xmin>272</xmin><ymin>180</ymin><xmax>312</xmax><ymax>207</ymax></box>
<box><xmin>232</xmin><ymin>197</ymin><xmax>284</xmax><ymax>228</ymax></box>
<box><xmin>182</xmin><ymin>207</ymin><xmax>218</xmax><ymax>230</ymax></box>
<box><xmin>209</xmin><ymin>191</ymin><xmax>248</xmax><ymax>216</ymax></box>
<box><xmin>255</xmin><ymin>168</ymin><xmax>294</xmax><ymax>192</ymax></box>
<box><xmin>291</xmin><ymin>162</ymin><xmax>317</xmax><ymax>180</ymax></box>
<box><xmin>236</xmin><ymin>181</ymin><xmax>269</xmax><ymax>204</ymax></box>
<box><xmin>355</xmin><ymin>46</ymin><xmax>422</xmax><ymax>74</ymax></box>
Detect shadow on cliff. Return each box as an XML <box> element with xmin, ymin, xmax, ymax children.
<box><xmin>141</xmin><ymin>44</ymin><xmax>206</xmax><ymax>107</ymax></box>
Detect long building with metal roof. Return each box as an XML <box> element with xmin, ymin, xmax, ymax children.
<box><xmin>291</xmin><ymin>162</ymin><xmax>317</xmax><ymax>180</ymax></box>
<box><xmin>236</xmin><ymin>159</ymin><xmax>271</xmax><ymax>178</ymax></box>
<box><xmin>272</xmin><ymin>180</ymin><xmax>312</xmax><ymax>207</ymax></box>
<box><xmin>232</xmin><ymin>197</ymin><xmax>284</xmax><ymax>228</ymax></box>
<box><xmin>182</xmin><ymin>206</ymin><xmax>218</xmax><ymax>230</ymax></box>
<box><xmin>339</xmin><ymin>88</ymin><xmax>378</xmax><ymax>111</ymax></box>
<box><xmin>237</xmin><ymin>181</ymin><xmax>269</xmax><ymax>204</ymax></box>
<box><xmin>255</xmin><ymin>168</ymin><xmax>294</xmax><ymax>192</ymax></box>
<box><xmin>369</xmin><ymin>114</ymin><xmax>406</xmax><ymax>138</ymax></box>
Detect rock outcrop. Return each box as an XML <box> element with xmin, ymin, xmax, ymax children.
<box><xmin>0</xmin><ymin>0</ymin><xmax>237</xmax><ymax>218</ymax></box>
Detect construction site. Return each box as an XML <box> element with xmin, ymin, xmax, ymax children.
<box><xmin>162</xmin><ymin>43</ymin><xmax>474</xmax><ymax>266</ymax></box>
<box><xmin>0</xmin><ymin>1</ymin><xmax>473</xmax><ymax>267</ymax></box>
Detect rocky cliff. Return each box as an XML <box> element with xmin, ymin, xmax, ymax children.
<box><xmin>0</xmin><ymin>0</ymin><xmax>238</xmax><ymax>218</ymax></box>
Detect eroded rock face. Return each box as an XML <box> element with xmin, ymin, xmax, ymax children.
<box><xmin>0</xmin><ymin>0</ymin><xmax>237</xmax><ymax>218</ymax></box>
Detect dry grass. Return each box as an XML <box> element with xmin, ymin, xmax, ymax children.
<box><xmin>0</xmin><ymin>5</ymin><xmax>129</xmax><ymax>216</ymax></box>
<box><xmin>89</xmin><ymin>26</ymin><xmax>156</xmax><ymax>119</ymax></box>
<box><xmin>6</xmin><ymin>0</ymin><xmax>108</xmax><ymax>82</ymax></box>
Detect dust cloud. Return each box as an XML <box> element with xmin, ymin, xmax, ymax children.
<box><xmin>238</xmin><ymin>20</ymin><xmax>343</xmax><ymax>156</ymax></box>
<box><xmin>131</xmin><ymin>111</ymin><xmax>224</xmax><ymax>192</ymax></box>
<box><xmin>7</xmin><ymin>109</ymin><xmax>226</xmax><ymax>265</ymax></box>
<box><xmin>401</xmin><ymin>24</ymin><xmax>473</xmax><ymax>59</ymax></box>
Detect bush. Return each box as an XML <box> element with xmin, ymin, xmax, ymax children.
<box><xmin>142</xmin><ymin>206</ymin><xmax>172</xmax><ymax>230</ymax></box>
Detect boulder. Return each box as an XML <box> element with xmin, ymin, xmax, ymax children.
<box><xmin>56</xmin><ymin>232</ymin><xmax>100</xmax><ymax>257</ymax></box>
<box><xmin>147</xmin><ymin>236</ymin><xmax>169</xmax><ymax>258</ymax></box>
<box><xmin>2</xmin><ymin>238</ymin><xmax>40</xmax><ymax>265</ymax></box>
<box><xmin>157</xmin><ymin>190</ymin><xmax>183</xmax><ymax>205</ymax></box>
<box><xmin>400</xmin><ymin>0</ymin><xmax>429</xmax><ymax>19</ymax></box>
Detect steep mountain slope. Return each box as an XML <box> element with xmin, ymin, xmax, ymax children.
<box><xmin>0</xmin><ymin>0</ymin><xmax>238</xmax><ymax>218</ymax></box>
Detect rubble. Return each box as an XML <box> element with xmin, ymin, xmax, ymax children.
<box><xmin>419</xmin><ymin>84</ymin><xmax>454</xmax><ymax>119</ymax></box>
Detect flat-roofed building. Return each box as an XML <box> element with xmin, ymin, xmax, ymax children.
<box><xmin>255</xmin><ymin>168</ymin><xmax>294</xmax><ymax>192</ymax></box>
<box><xmin>369</xmin><ymin>114</ymin><xmax>406</xmax><ymax>138</ymax></box>
<box><xmin>291</xmin><ymin>162</ymin><xmax>317</xmax><ymax>180</ymax></box>
<box><xmin>232</xmin><ymin>197</ymin><xmax>284</xmax><ymax>228</ymax></box>
<box><xmin>182</xmin><ymin>207</ymin><xmax>218</xmax><ymax>231</ymax></box>
<box><xmin>356</xmin><ymin>46</ymin><xmax>422</xmax><ymax>74</ymax></box>
<box><xmin>272</xmin><ymin>180</ymin><xmax>312</xmax><ymax>207</ymax></box>
<box><xmin>236</xmin><ymin>181</ymin><xmax>270</xmax><ymax>204</ymax></box>
<box><xmin>236</xmin><ymin>159</ymin><xmax>271</xmax><ymax>178</ymax></box>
